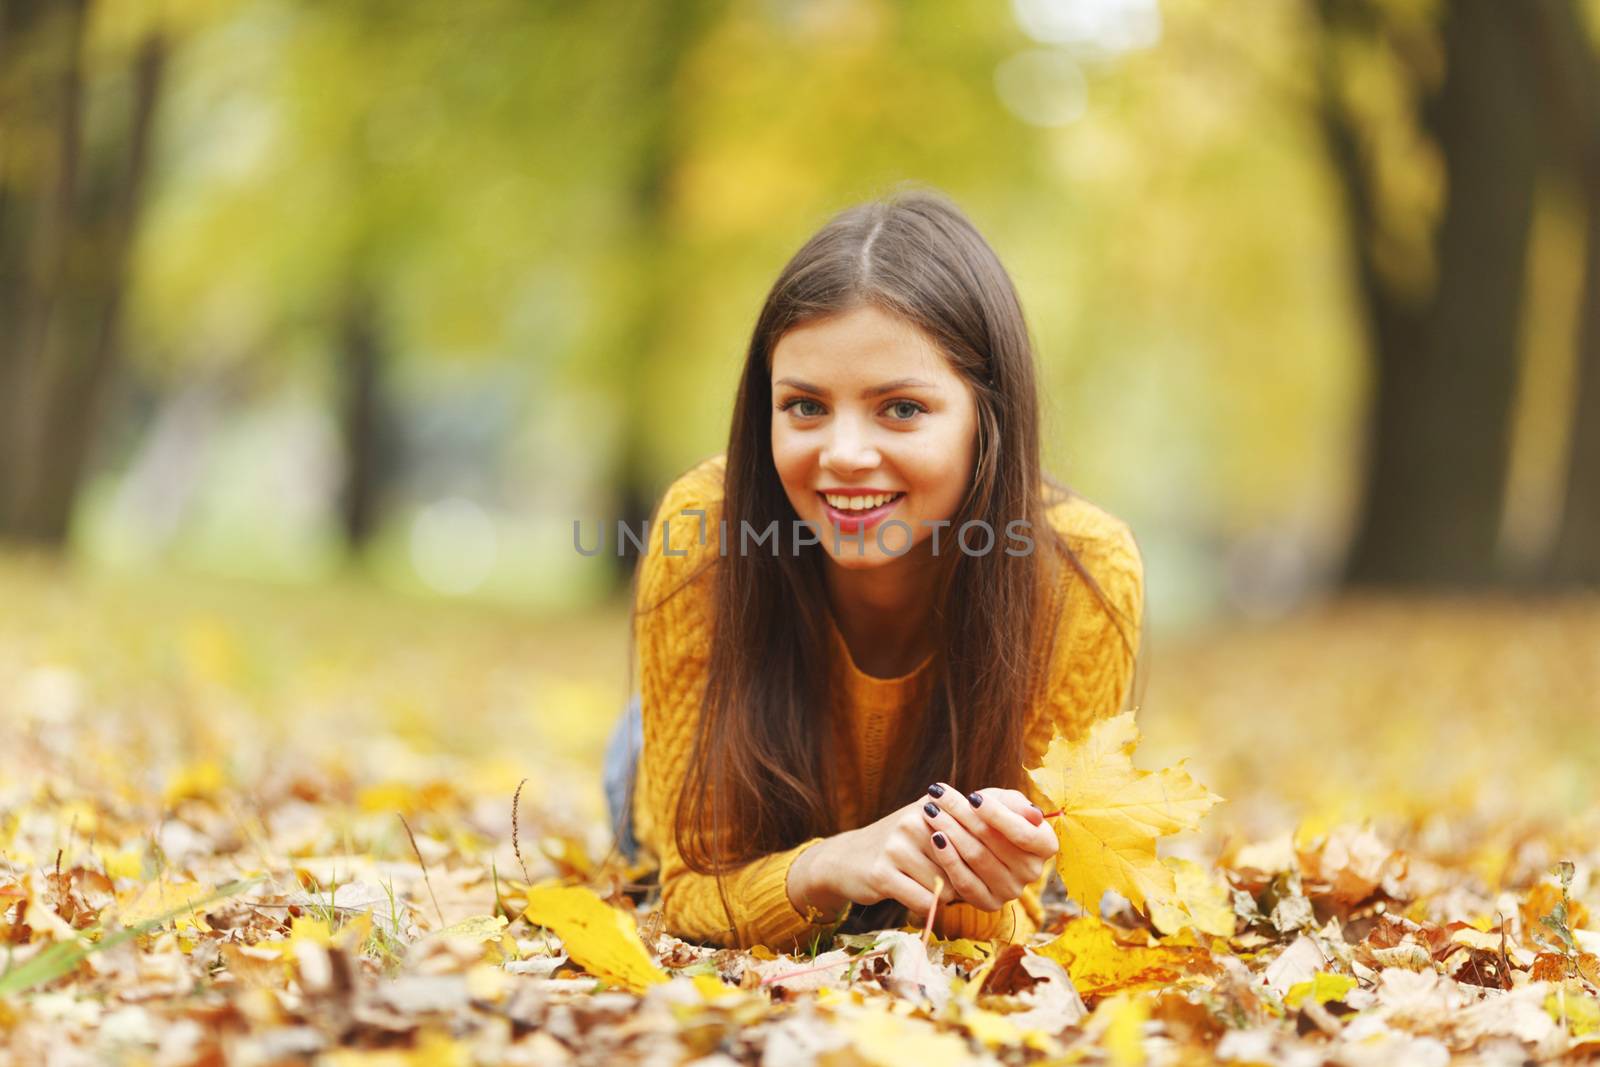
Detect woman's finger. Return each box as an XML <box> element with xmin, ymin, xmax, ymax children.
<box><xmin>924</xmin><ymin>828</ymin><xmax>1005</xmax><ymax>911</ymax></box>
<box><xmin>888</xmin><ymin>830</ymin><xmax>960</xmax><ymax>906</ymax></box>
<box><xmin>971</xmin><ymin>788</ymin><xmax>1059</xmax><ymax>857</ymax></box>
<box><xmin>992</xmin><ymin>788</ymin><xmax>1048</xmax><ymax>827</ymax></box>
<box><xmin>924</xmin><ymin>784</ymin><xmax>1030</xmax><ymax>870</ymax></box>
<box><xmin>919</xmin><ymin>799</ymin><xmax>1023</xmax><ymax>901</ymax></box>
<box><xmin>879</xmin><ymin>868</ymin><xmax>939</xmax><ymax>916</ymax></box>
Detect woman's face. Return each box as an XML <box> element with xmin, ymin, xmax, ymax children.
<box><xmin>770</xmin><ymin>304</ymin><xmax>979</xmax><ymax>569</ymax></box>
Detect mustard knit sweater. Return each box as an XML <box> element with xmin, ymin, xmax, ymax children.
<box><xmin>633</xmin><ymin>454</ymin><xmax>1144</xmax><ymax>951</ymax></box>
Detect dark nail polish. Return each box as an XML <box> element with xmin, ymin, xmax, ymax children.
<box><xmin>923</xmin><ymin>801</ymin><xmax>940</xmax><ymax>818</ymax></box>
<box><xmin>967</xmin><ymin>792</ymin><xmax>983</xmax><ymax>808</ymax></box>
<box><xmin>927</xmin><ymin>783</ymin><xmax>944</xmax><ymax>798</ymax></box>
<box><xmin>932</xmin><ymin>832</ymin><xmax>947</xmax><ymax>849</ymax></box>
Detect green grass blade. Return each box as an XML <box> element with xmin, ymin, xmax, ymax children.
<box><xmin>0</xmin><ymin>876</ymin><xmax>262</xmax><ymax>997</ymax></box>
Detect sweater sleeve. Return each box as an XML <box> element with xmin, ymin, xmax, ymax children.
<box><xmin>632</xmin><ymin>457</ymin><xmax>839</xmax><ymax>952</ymax></box>
<box><xmin>1028</xmin><ymin>510</ymin><xmax>1145</xmax><ymax>753</ymax></box>
<box><xmin>934</xmin><ymin>510</ymin><xmax>1145</xmax><ymax>945</ymax></box>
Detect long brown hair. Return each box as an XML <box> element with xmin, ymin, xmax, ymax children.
<box><xmin>645</xmin><ymin>185</ymin><xmax>1135</xmax><ymax>890</ymax></box>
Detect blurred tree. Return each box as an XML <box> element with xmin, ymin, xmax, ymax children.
<box><xmin>596</xmin><ymin>0</ymin><xmax>729</xmax><ymax>579</ymax></box>
<box><xmin>1315</xmin><ymin>0</ymin><xmax>1537</xmax><ymax>587</ymax></box>
<box><xmin>336</xmin><ymin>274</ymin><xmax>394</xmax><ymax>550</ymax></box>
<box><xmin>126</xmin><ymin>0</ymin><xmax>635</xmax><ymax>560</ymax></box>
<box><xmin>1318</xmin><ymin>0</ymin><xmax>1600</xmax><ymax>589</ymax></box>
<box><xmin>0</xmin><ymin>0</ymin><xmax>166</xmax><ymax>545</ymax></box>
<box><xmin>1533</xmin><ymin>0</ymin><xmax>1600</xmax><ymax>586</ymax></box>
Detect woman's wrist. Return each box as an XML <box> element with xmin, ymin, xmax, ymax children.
<box><xmin>787</xmin><ymin>836</ymin><xmax>852</xmax><ymax>922</ymax></box>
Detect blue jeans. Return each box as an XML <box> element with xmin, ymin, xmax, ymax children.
<box><xmin>603</xmin><ymin>693</ymin><xmax>644</xmax><ymax>862</ymax></box>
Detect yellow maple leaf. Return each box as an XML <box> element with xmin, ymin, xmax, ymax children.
<box><xmin>1036</xmin><ymin>914</ymin><xmax>1215</xmax><ymax>997</ymax></box>
<box><xmin>1149</xmin><ymin>858</ymin><xmax>1237</xmax><ymax>938</ymax></box>
<box><xmin>116</xmin><ymin>880</ymin><xmax>216</xmax><ymax>934</ymax></box>
<box><xmin>522</xmin><ymin>884</ymin><xmax>668</xmax><ymax>993</ymax></box>
<box><xmin>843</xmin><ymin>1002</ymin><xmax>978</xmax><ymax>1066</ymax></box>
<box><xmin>1284</xmin><ymin>971</ymin><xmax>1358</xmax><ymax>1010</ymax></box>
<box><xmin>1026</xmin><ymin>712</ymin><xmax>1221</xmax><ymax>914</ymax></box>
<box><xmin>432</xmin><ymin>914</ymin><xmax>509</xmax><ymax>943</ymax></box>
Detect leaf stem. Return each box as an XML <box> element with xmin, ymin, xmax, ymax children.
<box><xmin>759</xmin><ymin>947</ymin><xmax>889</xmax><ymax>987</ymax></box>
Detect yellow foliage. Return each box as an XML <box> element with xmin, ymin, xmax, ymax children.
<box><xmin>1149</xmin><ymin>858</ymin><xmax>1237</xmax><ymax>939</ymax></box>
<box><xmin>116</xmin><ymin>880</ymin><xmax>216</xmax><ymax>934</ymax></box>
<box><xmin>1096</xmin><ymin>993</ymin><xmax>1152</xmax><ymax>1067</ymax></box>
<box><xmin>1026</xmin><ymin>712</ymin><xmax>1222</xmax><ymax>914</ymax></box>
<box><xmin>841</xmin><ymin>1002</ymin><xmax>979</xmax><ymax>1067</ymax></box>
<box><xmin>432</xmin><ymin>914</ymin><xmax>509</xmax><ymax>944</ymax></box>
<box><xmin>1284</xmin><ymin>971</ymin><xmax>1358</xmax><ymax>1009</ymax></box>
<box><xmin>163</xmin><ymin>760</ymin><xmax>225</xmax><ymax>806</ymax></box>
<box><xmin>522</xmin><ymin>884</ymin><xmax>668</xmax><ymax>993</ymax></box>
<box><xmin>1037</xmin><ymin>914</ymin><xmax>1215</xmax><ymax>998</ymax></box>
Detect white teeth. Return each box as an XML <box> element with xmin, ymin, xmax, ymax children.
<box><xmin>823</xmin><ymin>492</ymin><xmax>900</xmax><ymax>512</ymax></box>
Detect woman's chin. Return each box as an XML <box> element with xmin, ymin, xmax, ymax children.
<box><xmin>821</xmin><ymin>543</ymin><xmax>901</xmax><ymax>570</ymax></box>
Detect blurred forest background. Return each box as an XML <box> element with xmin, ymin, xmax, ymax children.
<box><xmin>4</xmin><ymin>0</ymin><xmax>1597</xmax><ymax>626</ymax></box>
<box><xmin>2</xmin><ymin>0</ymin><xmax>1600</xmax><ymax>1015</ymax></box>
<box><xmin>5</xmin><ymin>3</ymin><xmax>1600</xmax><ymax>1053</ymax></box>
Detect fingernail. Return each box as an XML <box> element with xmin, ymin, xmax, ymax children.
<box><xmin>932</xmin><ymin>832</ymin><xmax>947</xmax><ymax>849</ymax></box>
<box><xmin>1030</xmin><ymin>804</ymin><xmax>1043</xmax><ymax>816</ymax></box>
<box><xmin>927</xmin><ymin>783</ymin><xmax>944</xmax><ymax>798</ymax></box>
<box><xmin>967</xmin><ymin>792</ymin><xmax>983</xmax><ymax>808</ymax></box>
<box><xmin>923</xmin><ymin>801</ymin><xmax>940</xmax><ymax>818</ymax></box>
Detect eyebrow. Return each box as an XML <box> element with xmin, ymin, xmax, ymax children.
<box><xmin>773</xmin><ymin>377</ymin><xmax>937</xmax><ymax>398</ymax></box>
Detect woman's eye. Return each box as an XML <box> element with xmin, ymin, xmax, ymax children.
<box><xmin>780</xmin><ymin>398</ymin><xmax>824</xmax><ymax>417</ymax></box>
<box><xmin>887</xmin><ymin>400</ymin><xmax>925</xmax><ymax>420</ymax></box>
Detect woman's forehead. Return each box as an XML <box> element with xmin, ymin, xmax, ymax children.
<box><xmin>770</xmin><ymin>307</ymin><xmax>956</xmax><ymax>388</ymax></box>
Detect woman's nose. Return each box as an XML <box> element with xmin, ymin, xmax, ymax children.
<box><xmin>820</xmin><ymin>418</ymin><xmax>880</xmax><ymax>474</ymax></box>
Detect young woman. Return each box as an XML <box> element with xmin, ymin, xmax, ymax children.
<box><xmin>603</xmin><ymin>187</ymin><xmax>1145</xmax><ymax>951</ymax></box>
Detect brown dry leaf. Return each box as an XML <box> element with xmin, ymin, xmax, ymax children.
<box><xmin>1523</xmin><ymin>882</ymin><xmax>1591</xmax><ymax>942</ymax></box>
<box><xmin>978</xmin><ymin>943</ymin><xmax>1039</xmax><ymax>997</ymax></box>
<box><xmin>1297</xmin><ymin>824</ymin><xmax>1406</xmax><ymax>906</ymax></box>
<box><xmin>1026</xmin><ymin>712</ymin><xmax>1222</xmax><ymax>915</ymax></box>
<box><xmin>1531</xmin><ymin>953</ymin><xmax>1569</xmax><ymax>982</ymax></box>
<box><xmin>1036</xmin><ymin>913</ymin><xmax>1216</xmax><ymax>998</ymax></box>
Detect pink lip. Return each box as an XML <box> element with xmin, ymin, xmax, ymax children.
<box><xmin>817</xmin><ymin>491</ymin><xmax>904</xmax><ymax>534</ymax></box>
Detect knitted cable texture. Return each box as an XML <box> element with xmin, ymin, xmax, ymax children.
<box><xmin>633</xmin><ymin>454</ymin><xmax>1144</xmax><ymax>950</ymax></box>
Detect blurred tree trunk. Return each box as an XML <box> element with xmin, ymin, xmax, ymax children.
<box><xmin>0</xmin><ymin>0</ymin><xmax>165</xmax><ymax>545</ymax></box>
<box><xmin>1532</xmin><ymin>0</ymin><xmax>1600</xmax><ymax>587</ymax></box>
<box><xmin>336</xmin><ymin>281</ymin><xmax>392</xmax><ymax>553</ymax></box>
<box><xmin>1318</xmin><ymin>0</ymin><xmax>1541</xmax><ymax>588</ymax></box>
<box><xmin>608</xmin><ymin>0</ymin><xmax>728</xmax><ymax>582</ymax></box>
<box><xmin>1552</xmin><ymin>193</ymin><xmax>1600</xmax><ymax>586</ymax></box>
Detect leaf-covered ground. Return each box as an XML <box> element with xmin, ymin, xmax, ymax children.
<box><xmin>2</xmin><ymin>556</ymin><xmax>1598</xmax><ymax>1065</ymax></box>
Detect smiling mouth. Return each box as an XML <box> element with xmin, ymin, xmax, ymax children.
<box><xmin>817</xmin><ymin>491</ymin><xmax>905</xmax><ymax>514</ymax></box>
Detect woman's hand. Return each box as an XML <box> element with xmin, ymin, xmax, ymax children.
<box><xmin>786</xmin><ymin>785</ymin><xmax>1059</xmax><ymax>921</ymax></box>
<box><xmin>918</xmin><ymin>784</ymin><xmax>1059</xmax><ymax>912</ymax></box>
<box><xmin>786</xmin><ymin>796</ymin><xmax>967</xmax><ymax>920</ymax></box>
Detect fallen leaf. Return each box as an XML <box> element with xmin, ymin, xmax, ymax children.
<box><xmin>879</xmin><ymin>930</ymin><xmax>952</xmax><ymax>1009</ymax></box>
<box><xmin>431</xmin><ymin>914</ymin><xmax>509</xmax><ymax>944</ymax></box>
<box><xmin>1284</xmin><ymin>971</ymin><xmax>1358</xmax><ymax>1009</ymax></box>
<box><xmin>842</xmin><ymin>1001</ymin><xmax>983</xmax><ymax>1066</ymax></box>
<box><xmin>522</xmin><ymin>884</ymin><xmax>668</xmax><ymax>993</ymax></box>
<box><xmin>1036</xmin><ymin>914</ymin><xmax>1215</xmax><ymax>998</ymax></box>
<box><xmin>1150</xmin><ymin>858</ymin><xmax>1237</xmax><ymax>938</ymax></box>
<box><xmin>115</xmin><ymin>880</ymin><xmax>216</xmax><ymax>934</ymax></box>
<box><xmin>1027</xmin><ymin>713</ymin><xmax>1222</xmax><ymax>915</ymax></box>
